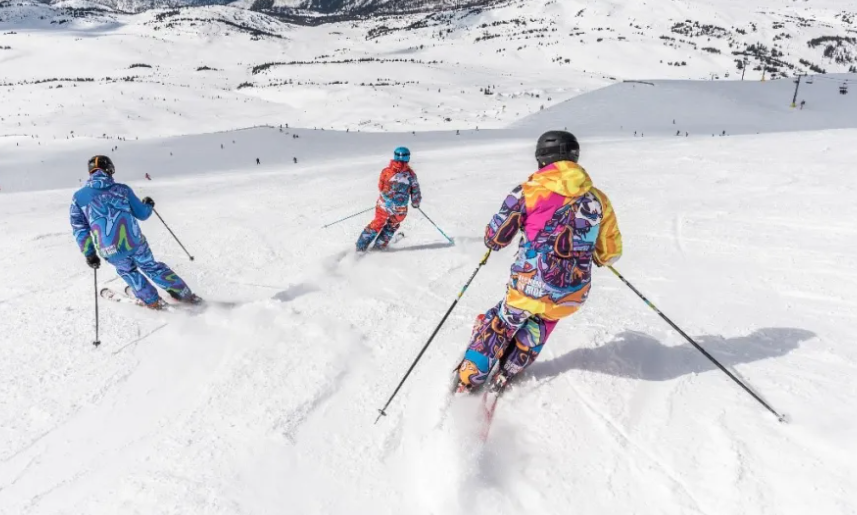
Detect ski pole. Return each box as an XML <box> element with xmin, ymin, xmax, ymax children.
<box><xmin>322</xmin><ymin>207</ymin><xmax>375</xmax><ymax>229</ymax></box>
<box><xmin>417</xmin><ymin>207</ymin><xmax>454</xmax><ymax>245</ymax></box>
<box><xmin>93</xmin><ymin>268</ymin><xmax>101</xmax><ymax>347</ymax></box>
<box><xmin>607</xmin><ymin>265</ymin><xmax>788</xmax><ymax>423</ymax></box>
<box><xmin>375</xmin><ymin>249</ymin><xmax>492</xmax><ymax>423</ymax></box>
<box><xmin>153</xmin><ymin>208</ymin><xmax>195</xmax><ymax>261</ymax></box>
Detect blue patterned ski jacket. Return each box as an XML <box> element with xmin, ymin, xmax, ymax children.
<box><xmin>69</xmin><ymin>171</ymin><xmax>152</xmax><ymax>259</ymax></box>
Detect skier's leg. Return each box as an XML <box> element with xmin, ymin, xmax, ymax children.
<box><xmin>372</xmin><ymin>211</ymin><xmax>405</xmax><ymax>250</ymax></box>
<box><xmin>356</xmin><ymin>206</ymin><xmax>388</xmax><ymax>251</ymax></box>
<box><xmin>132</xmin><ymin>242</ymin><xmax>193</xmax><ymax>301</ymax></box>
<box><xmin>458</xmin><ymin>301</ymin><xmax>531</xmax><ymax>387</ymax></box>
<box><xmin>499</xmin><ymin>316</ymin><xmax>558</xmax><ymax>379</ymax></box>
<box><xmin>107</xmin><ymin>252</ymin><xmax>160</xmax><ymax>305</ymax></box>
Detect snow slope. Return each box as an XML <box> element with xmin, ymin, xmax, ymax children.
<box><xmin>1</xmin><ymin>96</ymin><xmax>857</xmax><ymax>513</ymax></box>
<box><xmin>2</xmin><ymin>73</ymin><xmax>856</xmax><ymax>193</ymax></box>
<box><xmin>516</xmin><ymin>73</ymin><xmax>857</xmax><ymax>137</ymax></box>
<box><xmin>2</xmin><ymin>0</ymin><xmax>856</xmax><ymax>138</ymax></box>
<box><xmin>2</xmin><ymin>1</ymin><xmax>857</xmax><ymax>513</ymax></box>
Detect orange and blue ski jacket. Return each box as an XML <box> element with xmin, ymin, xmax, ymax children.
<box><xmin>377</xmin><ymin>160</ymin><xmax>421</xmax><ymax>212</ymax></box>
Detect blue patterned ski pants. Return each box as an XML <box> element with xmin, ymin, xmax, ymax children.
<box><xmin>106</xmin><ymin>242</ymin><xmax>191</xmax><ymax>305</ymax></box>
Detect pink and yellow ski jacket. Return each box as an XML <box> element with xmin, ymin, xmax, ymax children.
<box><xmin>485</xmin><ymin>160</ymin><xmax>622</xmax><ymax>320</ymax></box>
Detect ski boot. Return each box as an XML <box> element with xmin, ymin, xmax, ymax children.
<box><xmin>169</xmin><ymin>290</ymin><xmax>203</xmax><ymax>305</ymax></box>
<box><xmin>453</xmin><ymin>380</ymin><xmax>473</xmax><ymax>395</ymax></box>
<box><xmin>487</xmin><ymin>346</ymin><xmax>515</xmax><ymax>394</ymax></box>
<box><xmin>453</xmin><ymin>358</ymin><xmax>483</xmax><ymax>395</ymax></box>
<box><xmin>487</xmin><ymin>370</ymin><xmax>511</xmax><ymax>394</ymax></box>
<box><xmin>145</xmin><ymin>298</ymin><xmax>168</xmax><ymax>311</ymax></box>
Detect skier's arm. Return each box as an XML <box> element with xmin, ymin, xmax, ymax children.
<box><xmin>127</xmin><ymin>186</ymin><xmax>153</xmax><ymax>221</ymax></box>
<box><xmin>378</xmin><ymin>168</ymin><xmax>388</xmax><ymax>193</ymax></box>
<box><xmin>410</xmin><ymin>173</ymin><xmax>422</xmax><ymax>208</ymax></box>
<box><xmin>591</xmin><ymin>187</ymin><xmax>622</xmax><ymax>266</ymax></box>
<box><xmin>484</xmin><ymin>185</ymin><xmax>525</xmax><ymax>251</ymax></box>
<box><xmin>70</xmin><ymin>200</ymin><xmax>96</xmax><ymax>256</ymax></box>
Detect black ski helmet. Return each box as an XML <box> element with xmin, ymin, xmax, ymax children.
<box><xmin>88</xmin><ymin>155</ymin><xmax>115</xmax><ymax>175</ymax></box>
<box><xmin>535</xmin><ymin>131</ymin><xmax>580</xmax><ymax>167</ymax></box>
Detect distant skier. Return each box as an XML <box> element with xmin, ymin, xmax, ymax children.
<box><xmin>256</xmin><ymin>158</ymin><xmax>261</xmax><ymax>165</ymax></box>
<box><xmin>293</xmin><ymin>157</ymin><xmax>298</xmax><ymax>164</ymax></box>
<box><xmin>455</xmin><ymin>131</ymin><xmax>622</xmax><ymax>392</ymax></box>
<box><xmin>145</xmin><ymin>173</ymin><xmax>151</xmax><ymax>181</ymax></box>
<box><xmin>70</xmin><ymin>155</ymin><xmax>200</xmax><ymax>310</ymax></box>
<box><xmin>355</xmin><ymin>147</ymin><xmax>421</xmax><ymax>252</ymax></box>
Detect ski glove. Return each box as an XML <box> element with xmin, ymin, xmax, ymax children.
<box><xmin>86</xmin><ymin>253</ymin><xmax>101</xmax><ymax>269</ymax></box>
<box><xmin>142</xmin><ymin>196</ymin><xmax>155</xmax><ymax>207</ymax></box>
<box><xmin>412</xmin><ymin>202</ymin><xmax>420</xmax><ymax>209</ymax></box>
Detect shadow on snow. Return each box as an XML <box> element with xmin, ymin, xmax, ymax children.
<box><xmin>386</xmin><ymin>241</ymin><xmax>456</xmax><ymax>253</ymax></box>
<box><xmin>526</xmin><ymin>327</ymin><xmax>817</xmax><ymax>382</ymax></box>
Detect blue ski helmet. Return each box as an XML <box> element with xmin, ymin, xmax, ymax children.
<box><xmin>393</xmin><ymin>146</ymin><xmax>411</xmax><ymax>163</ymax></box>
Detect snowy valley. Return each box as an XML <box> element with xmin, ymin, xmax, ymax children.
<box><xmin>1</xmin><ymin>0</ymin><xmax>857</xmax><ymax>514</ymax></box>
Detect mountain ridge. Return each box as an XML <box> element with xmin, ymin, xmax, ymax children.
<box><xmin>37</xmin><ymin>0</ymin><xmax>502</xmax><ymax>15</ymax></box>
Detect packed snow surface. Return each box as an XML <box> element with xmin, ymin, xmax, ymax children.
<box><xmin>1</xmin><ymin>114</ymin><xmax>856</xmax><ymax>514</ymax></box>
<box><xmin>1</xmin><ymin>1</ymin><xmax>857</xmax><ymax>513</ymax></box>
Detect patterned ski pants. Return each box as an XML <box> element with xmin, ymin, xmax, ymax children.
<box><xmin>106</xmin><ymin>242</ymin><xmax>191</xmax><ymax>305</ymax></box>
<box><xmin>458</xmin><ymin>301</ymin><xmax>558</xmax><ymax>387</ymax></box>
<box><xmin>356</xmin><ymin>205</ymin><xmax>407</xmax><ymax>251</ymax></box>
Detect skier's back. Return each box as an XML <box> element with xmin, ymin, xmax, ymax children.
<box><xmin>457</xmin><ymin>131</ymin><xmax>622</xmax><ymax>390</ymax></box>
<box><xmin>355</xmin><ymin>147</ymin><xmax>421</xmax><ymax>251</ymax></box>
<box><xmin>70</xmin><ymin>155</ymin><xmax>199</xmax><ymax>309</ymax></box>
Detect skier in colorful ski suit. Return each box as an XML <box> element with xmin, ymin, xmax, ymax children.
<box><xmin>457</xmin><ymin>131</ymin><xmax>622</xmax><ymax>391</ymax></box>
<box><xmin>70</xmin><ymin>155</ymin><xmax>199</xmax><ymax>309</ymax></box>
<box><xmin>356</xmin><ymin>147</ymin><xmax>422</xmax><ymax>251</ymax></box>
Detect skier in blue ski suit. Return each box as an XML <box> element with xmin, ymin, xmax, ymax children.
<box><xmin>70</xmin><ymin>155</ymin><xmax>198</xmax><ymax>309</ymax></box>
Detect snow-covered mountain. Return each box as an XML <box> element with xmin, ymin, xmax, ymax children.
<box><xmin>38</xmin><ymin>0</ymin><xmax>497</xmax><ymax>14</ymax></box>
<box><xmin>2</xmin><ymin>0</ymin><xmax>857</xmax><ymax>513</ymax></box>
<box><xmin>257</xmin><ymin>0</ymin><xmax>494</xmax><ymax>15</ymax></box>
<box><xmin>2</xmin><ymin>0</ymin><xmax>855</xmax><ymax>140</ymax></box>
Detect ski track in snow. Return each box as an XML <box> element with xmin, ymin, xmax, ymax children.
<box><xmin>1</xmin><ymin>130</ymin><xmax>855</xmax><ymax>513</ymax></box>
<box><xmin>0</xmin><ymin>49</ymin><xmax>856</xmax><ymax>514</ymax></box>
<box><xmin>560</xmin><ymin>370</ymin><xmax>710</xmax><ymax>515</ymax></box>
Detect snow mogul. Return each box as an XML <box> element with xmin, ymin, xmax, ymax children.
<box><xmin>70</xmin><ymin>155</ymin><xmax>200</xmax><ymax>310</ymax></box>
<box><xmin>456</xmin><ymin>131</ymin><xmax>623</xmax><ymax>392</ymax></box>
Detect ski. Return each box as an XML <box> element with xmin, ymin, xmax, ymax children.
<box><xmin>369</xmin><ymin>231</ymin><xmax>406</xmax><ymax>252</ymax></box>
<box><xmin>100</xmin><ymin>286</ymin><xmax>150</xmax><ymax>308</ymax></box>
<box><xmin>440</xmin><ymin>365</ymin><xmax>508</xmax><ymax>442</ymax></box>
<box><xmin>354</xmin><ymin>232</ymin><xmax>406</xmax><ymax>256</ymax></box>
<box><xmin>389</xmin><ymin>231</ymin><xmax>406</xmax><ymax>246</ymax></box>
<box><xmin>480</xmin><ymin>382</ymin><xmax>507</xmax><ymax>441</ymax></box>
<box><xmin>100</xmin><ymin>286</ymin><xmax>235</xmax><ymax>313</ymax></box>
